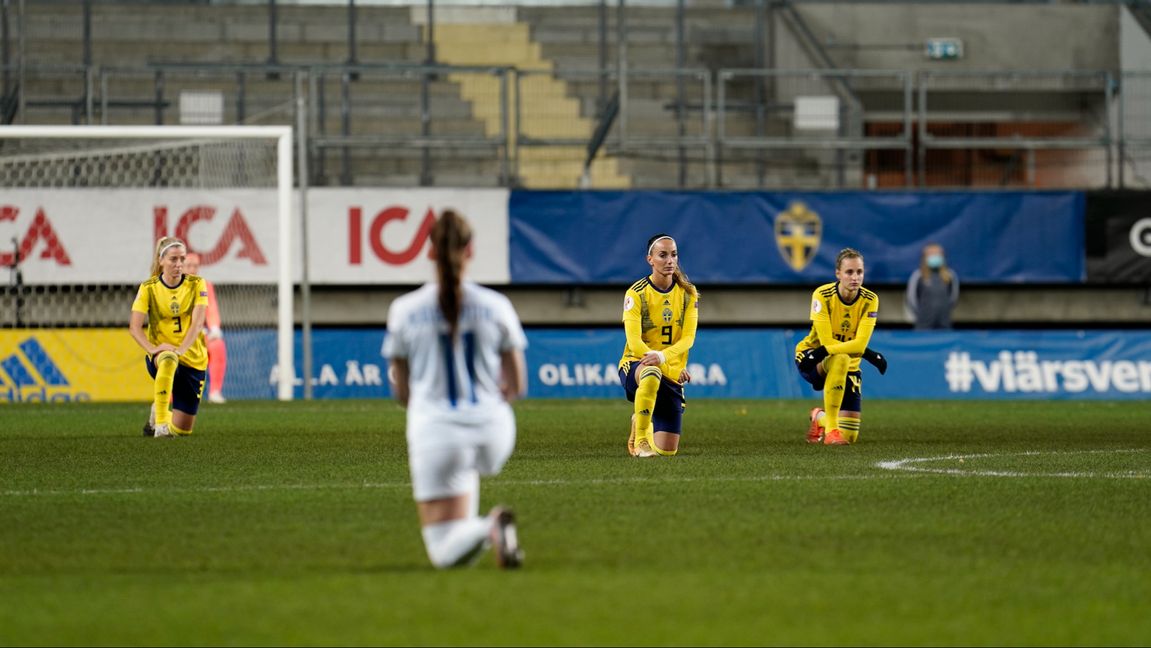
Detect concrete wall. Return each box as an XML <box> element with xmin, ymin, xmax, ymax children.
<box><xmin>7</xmin><ymin>284</ymin><xmax>1147</xmax><ymax>328</ymax></box>
<box><xmin>299</xmin><ymin>285</ymin><xmax>1151</xmax><ymax>327</ymax></box>
<box><xmin>794</xmin><ymin>3</ymin><xmax>1119</xmax><ymax>73</ymax></box>
<box><xmin>1121</xmin><ymin>5</ymin><xmax>1151</xmax><ymax>71</ymax></box>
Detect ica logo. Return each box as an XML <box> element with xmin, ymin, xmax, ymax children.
<box><xmin>0</xmin><ymin>206</ymin><xmax>72</xmax><ymax>267</ymax></box>
<box><xmin>348</xmin><ymin>206</ymin><xmax>437</xmax><ymax>265</ymax></box>
<box><xmin>153</xmin><ymin>205</ymin><xmax>268</xmax><ymax>265</ymax></box>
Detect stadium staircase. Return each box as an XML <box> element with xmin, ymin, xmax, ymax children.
<box><xmin>430</xmin><ymin>12</ymin><xmax>630</xmax><ymax>189</ymax></box>
<box><xmin>518</xmin><ymin>3</ymin><xmax>835</xmax><ymax>189</ymax></box>
<box><xmin>17</xmin><ymin>2</ymin><xmax>835</xmax><ymax>188</ymax></box>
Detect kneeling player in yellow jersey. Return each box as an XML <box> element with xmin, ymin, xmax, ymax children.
<box><xmin>128</xmin><ymin>236</ymin><xmax>209</xmax><ymax>438</ymax></box>
<box><xmin>618</xmin><ymin>234</ymin><xmax>699</xmax><ymax>457</ymax></box>
<box><xmin>795</xmin><ymin>248</ymin><xmax>888</xmax><ymax>445</ymax></box>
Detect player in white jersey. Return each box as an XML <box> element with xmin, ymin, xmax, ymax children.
<box><xmin>382</xmin><ymin>209</ymin><xmax>528</xmax><ymax>570</ymax></box>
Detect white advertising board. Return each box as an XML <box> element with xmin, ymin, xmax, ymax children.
<box><xmin>0</xmin><ymin>188</ymin><xmax>510</xmax><ymax>285</ymax></box>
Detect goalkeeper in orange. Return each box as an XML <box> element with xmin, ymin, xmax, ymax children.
<box><xmin>618</xmin><ymin>234</ymin><xmax>699</xmax><ymax>457</ymax></box>
<box><xmin>128</xmin><ymin>237</ymin><xmax>208</xmax><ymax>437</ymax></box>
<box><xmin>184</xmin><ymin>252</ymin><xmax>227</xmax><ymax>404</ymax></box>
<box><xmin>795</xmin><ymin>247</ymin><xmax>888</xmax><ymax>445</ymax></box>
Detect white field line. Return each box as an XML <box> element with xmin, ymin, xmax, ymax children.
<box><xmin>0</xmin><ymin>473</ymin><xmax>910</xmax><ymax>498</ymax></box>
<box><xmin>875</xmin><ymin>448</ymin><xmax>1151</xmax><ymax>479</ymax></box>
<box><xmin>4</xmin><ymin>449</ymin><xmax>1148</xmax><ymax>498</ymax></box>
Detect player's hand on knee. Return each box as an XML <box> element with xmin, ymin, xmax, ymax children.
<box><xmin>640</xmin><ymin>350</ymin><xmax>665</xmax><ymax>366</ymax></box>
<box><xmin>798</xmin><ymin>346</ymin><xmax>829</xmax><ymax>371</ymax></box>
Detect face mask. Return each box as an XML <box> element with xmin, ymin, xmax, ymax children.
<box><xmin>926</xmin><ymin>254</ymin><xmax>944</xmax><ymax>269</ymax></box>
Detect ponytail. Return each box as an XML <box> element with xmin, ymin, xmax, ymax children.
<box><xmin>672</xmin><ymin>268</ymin><xmax>698</xmax><ymax>299</ymax></box>
<box><xmin>150</xmin><ymin>236</ymin><xmax>186</xmax><ymax>278</ymax></box>
<box><xmin>431</xmin><ymin>209</ymin><xmax>473</xmax><ymax>340</ymax></box>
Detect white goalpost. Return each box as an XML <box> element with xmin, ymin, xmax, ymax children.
<box><xmin>0</xmin><ymin>125</ymin><xmax>295</xmax><ymax>402</ymax></box>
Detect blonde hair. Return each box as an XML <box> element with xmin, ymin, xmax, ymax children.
<box><xmin>835</xmin><ymin>247</ymin><xmax>864</xmax><ymax>270</ymax></box>
<box><xmin>646</xmin><ymin>233</ymin><xmax>698</xmax><ymax>298</ymax></box>
<box><xmin>150</xmin><ymin>236</ymin><xmax>186</xmax><ymax>278</ymax></box>
<box><xmin>431</xmin><ymin>210</ymin><xmax>473</xmax><ymax>340</ymax></box>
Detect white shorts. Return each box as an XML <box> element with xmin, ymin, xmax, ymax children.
<box><xmin>406</xmin><ymin>404</ymin><xmax>516</xmax><ymax>502</ymax></box>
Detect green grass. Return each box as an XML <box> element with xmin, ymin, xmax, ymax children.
<box><xmin>2</xmin><ymin>399</ymin><xmax>1150</xmax><ymax>646</ymax></box>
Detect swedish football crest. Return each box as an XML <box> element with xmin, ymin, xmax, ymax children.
<box><xmin>774</xmin><ymin>201</ymin><xmax>822</xmax><ymax>272</ymax></box>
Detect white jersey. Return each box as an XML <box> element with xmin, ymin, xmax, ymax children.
<box><xmin>382</xmin><ymin>281</ymin><xmax>527</xmax><ymax>419</ymax></box>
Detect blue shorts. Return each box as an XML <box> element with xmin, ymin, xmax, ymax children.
<box><xmin>796</xmin><ymin>361</ymin><xmax>863</xmax><ymax>413</ymax></box>
<box><xmin>619</xmin><ymin>361</ymin><xmax>686</xmax><ymax>435</ymax></box>
<box><xmin>146</xmin><ymin>356</ymin><xmax>207</xmax><ymax>415</ymax></box>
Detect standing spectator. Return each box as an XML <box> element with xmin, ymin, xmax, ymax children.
<box><xmin>905</xmin><ymin>243</ymin><xmax>960</xmax><ymax>330</ymax></box>
<box><xmin>382</xmin><ymin>209</ymin><xmax>526</xmax><ymax>570</ymax></box>
<box><xmin>184</xmin><ymin>252</ymin><xmax>227</xmax><ymax>404</ymax></box>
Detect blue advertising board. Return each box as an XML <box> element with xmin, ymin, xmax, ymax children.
<box><xmin>508</xmin><ymin>190</ymin><xmax>1085</xmax><ymax>284</ymax></box>
<box><xmin>223</xmin><ymin>328</ymin><xmax>392</xmax><ymax>401</ymax></box>
<box><xmin>221</xmin><ymin>327</ymin><xmax>1151</xmax><ymax>401</ymax></box>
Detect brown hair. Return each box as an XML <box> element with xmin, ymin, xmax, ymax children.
<box><xmin>835</xmin><ymin>247</ymin><xmax>864</xmax><ymax>270</ymax></box>
<box><xmin>646</xmin><ymin>233</ymin><xmax>698</xmax><ymax>298</ymax></box>
<box><xmin>150</xmin><ymin>236</ymin><xmax>186</xmax><ymax>278</ymax></box>
<box><xmin>432</xmin><ymin>209</ymin><xmax>473</xmax><ymax>340</ymax></box>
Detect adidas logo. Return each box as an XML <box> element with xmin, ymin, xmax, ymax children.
<box><xmin>638</xmin><ymin>409</ymin><xmax>651</xmax><ymax>416</ymax></box>
<box><xmin>1</xmin><ymin>337</ymin><xmax>90</xmax><ymax>403</ymax></box>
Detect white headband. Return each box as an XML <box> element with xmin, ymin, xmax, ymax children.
<box><xmin>647</xmin><ymin>236</ymin><xmax>675</xmax><ymax>256</ymax></box>
<box><xmin>158</xmin><ymin>241</ymin><xmax>184</xmax><ymax>259</ymax></box>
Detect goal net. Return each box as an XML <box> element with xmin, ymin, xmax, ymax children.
<box><xmin>0</xmin><ymin>126</ymin><xmax>294</xmax><ymax>402</ymax></box>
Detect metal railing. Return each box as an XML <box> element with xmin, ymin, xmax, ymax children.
<box><xmin>305</xmin><ymin>63</ymin><xmax>511</xmax><ymax>187</ymax></box>
<box><xmin>8</xmin><ymin>62</ymin><xmax>1151</xmax><ymax>190</ymax></box>
<box><xmin>717</xmin><ymin>68</ymin><xmax>911</xmax><ymax>188</ymax></box>
<box><xmin>917</xmin><ymin>70</ymin><xmax>1115</xmax><ymax>188</ymax></box>
<box><xmin>1119</xmin><ymin>71</ymin><xmax>1151</xmax><ymax>188</ymax></box>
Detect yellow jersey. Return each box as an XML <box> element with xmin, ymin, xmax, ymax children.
<box><xmin>795</xmin><ymin>281</ymin><xmax>879</xmax><ymax>373</ymax></box>
<box><xmin>131</xmin><ymin>274</ymin><xmax>210</xmax><ymax>370</ymax></box>
<box><xmin>618</xmin><ymin>276</ymin><xmax>699</xmax><ymax>382</ymax></box>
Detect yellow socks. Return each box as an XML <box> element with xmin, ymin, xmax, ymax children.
<box><xmin>153</xmin><ymin>351</ymin><xmax>178</xmax><ymax>427</ymax></box>
<box><xmin>822</xmin><ymin>354</ymin><xmax>849</xmax><ymax>432</ymax></box>
<box><xmin>634</xmin><ymin>366</ymin><xmax>662</xmax><ymax>445</ymax></box>
<box><xmin>839</xmin><ymin>417</ymin><xmax>861</xmax><ymax>444</ymax></box>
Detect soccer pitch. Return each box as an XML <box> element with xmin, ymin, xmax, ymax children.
<box><xmin>2</xmin><ymin>399</ymin><xmax>1150</xmax><ymax>646</ymax></box>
